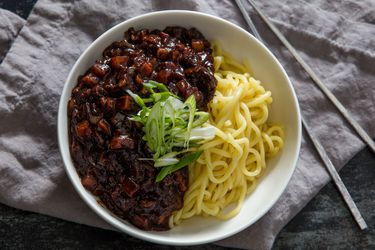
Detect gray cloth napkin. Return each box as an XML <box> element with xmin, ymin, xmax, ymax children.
<box><xmin>0</xmin><ymin>0</ymin><xmax>374</xmax><ymax>249</ymax></box>
<box><xmin>0</xmin><ymin>8</ymin><xmax>25</xmax><ymax>62</ymax></box>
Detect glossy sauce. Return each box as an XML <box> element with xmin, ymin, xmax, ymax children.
<box><xmin>68</xmin><ymin>27</ymin><xmax>216</xmax><ymax>230</ymax></box>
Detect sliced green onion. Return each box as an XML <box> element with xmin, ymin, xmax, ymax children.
<box><xmin>177</xmin><ymin>125</ymin><xmax>216</xmax><ymax>141</ymax></box>
<box><xmin>183</xmin><ymin>95</ymin><xmax>196</xmax><ymax>148</ymax></box>
<box><xmin>156</xmin><ymin>151</ymin><xmax>203</xmax><ymax>182</ymax></box>
<box><xmin>192</xmin><ymin>112</ymin><xmax>210</xmax><ymax>127</ymax></box>
<box><xmin>127</xmin><ymin>81</ymin><xmax>215</xmax><ymax>182</ymax></box>
<box><xmin>154</xmin><ymin>157</ymin><xmax>179</xmax><ymax>167</ymax></box>
<box><xmin>126</xmin><ymin>89</ymin><xmax>146</xmax><ymax>108</ymax></box>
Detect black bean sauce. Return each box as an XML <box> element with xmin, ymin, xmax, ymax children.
<box><xmin>68</xmin><ymin>27</ymin><xmax>217</xmax><ymax>230</ymax></box>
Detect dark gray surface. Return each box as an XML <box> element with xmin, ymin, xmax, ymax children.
<box><xmin>0</xmin><ymin>1</ymin><xmax>374</xmax><ymax>249</ymax></box>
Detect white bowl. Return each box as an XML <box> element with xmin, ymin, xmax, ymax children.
<box><xmin>58</xmin><ymin>10</ymin><xmax>301</xmax><ymax>246</ymax></box>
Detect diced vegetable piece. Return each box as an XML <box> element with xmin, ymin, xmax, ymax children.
<box><xmin>91</xmin><ymin>63</ymin><xmax>110</xmax><ymax>77</ymax></box>
<box><xmin>122</xmin><ymin>177</ymin><xmax>139</xmax><ymax>197</ymax></box>
<box><xmin>117</xmin><ymin>95</ymin><xmax>133</xmax><ymax>111</ymax></box>
<box><xmin>76</xmin><ymin>120</ymin><xmax>92</xmax><ymax>138</ymax></box>
<box><xmin>81</xmin><ymin>74</ymin><xmax>99</xmax><ymax>86</ymax></box>
<box><xmin>81</xmin><ymin>174</ymin><xmax>97</xmax><ymax>192</ymax></box>
<box><xmin>111</xmin><ymin>56</ymin><xmax>128</xmax><ymax>68</ymax></box>
<box><xmin>109</xmin><ymin>135</ymin><xmax>135</xmax><ymax>150</ymax></box>
<box><xmin>191</xmin><ymin>39</ymin><xmax>204</xmax><ymax>52</ymax></box>
<box><xmin>97</xmin><ymin>119</ymin><xmax>111</xmax><ymax>135</ymax></box>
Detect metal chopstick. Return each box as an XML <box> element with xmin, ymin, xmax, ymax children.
<box><xmin>302</xmin><ymin>117</ymin><xmax>367</xmax><ymax>230</ymax></box>
<box><xmin>244</xmin><ymin>0</ymin><xmax>375</xmax><ymax>155</ymax></box>
<box><xmin>247</xmin><ymin>0</ymin><xmax>375</xmax><ymax>153</ymax></box>
<box><xmin>234</xmin><ymin>0</ymin><xmax>368</xmax><ymax>230</ymax></box>
<box><xmin>235</xmin><ymin>0</ymin><xmax>262</xmax><ymax>41</ymax></box>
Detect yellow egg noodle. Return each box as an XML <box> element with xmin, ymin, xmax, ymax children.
<box><xmin>169</xmin><ymin>43</ymin><xmax>284</xmax><ymax>227</ymax></box>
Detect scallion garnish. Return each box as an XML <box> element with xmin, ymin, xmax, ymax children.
<box><xmin>127</xmin><ymin>81</ymin><xmax>215</xmax><ymax>182</ymax></box>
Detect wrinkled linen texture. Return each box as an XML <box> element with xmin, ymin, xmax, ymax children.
<box><xmin>0</xmin><ymin>0</ymin><xmax>374</xmax><ymax>249</ymax></box>
<box><xmin>0</xmin><ymin>9</ymin><xmax>25</xmax><ymax>62</ymax></box>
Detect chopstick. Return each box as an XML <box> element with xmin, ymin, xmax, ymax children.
<box><xmin>234</xmin><ymin>0</ymin><xmax>368</xmax><ymax>230</ymax></box>
<box><xmin>235</xmin><ymin>0</ymin><xmax>262</xmax><ymax>42</ymax></box>
<box><xmin>244</xmin><ymin>0</ymin><xmax>375</xmax><ymax>155</ymax></box>
<box><xmin>302</xmin><ymin>117</ymin><xmax>368</xmax><ymax>230</ymax></box>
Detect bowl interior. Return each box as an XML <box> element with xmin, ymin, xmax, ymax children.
<box><xmin>58</xmin><ymin>11</ymin><xmax>301</xmax><ymax>245</ymax></box>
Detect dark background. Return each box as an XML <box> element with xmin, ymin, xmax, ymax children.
<box><xmin>0</xmin><ymin>1</ymin><xmax>374</xmax><ymax>249</ymax></box>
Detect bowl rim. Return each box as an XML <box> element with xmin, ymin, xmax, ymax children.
<box><xmin>57</xmin><ymin>10</ymin><xmax>302</xmax><ymax>245</ymax></box>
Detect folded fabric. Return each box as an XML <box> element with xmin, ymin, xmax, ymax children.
<box><xmin>0</xmin><ymin>8</ymin><xmax>25</xmax><ymax>62</ymax></box>
<box><xmin>0</xmin><ymin>1</ymin><xmax>374</xmax><ymax>249</ymax></box>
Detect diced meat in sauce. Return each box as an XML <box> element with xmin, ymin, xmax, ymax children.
<box><xmin>68</xmin><ymin>27</ymin><xmax>217</xmax><ymax>231</ymax></box>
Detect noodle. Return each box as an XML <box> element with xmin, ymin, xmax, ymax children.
<box><xmin>169</xmin><ymin>43</ymin><xmax>284</xmax><ymax>227</ymax></box>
